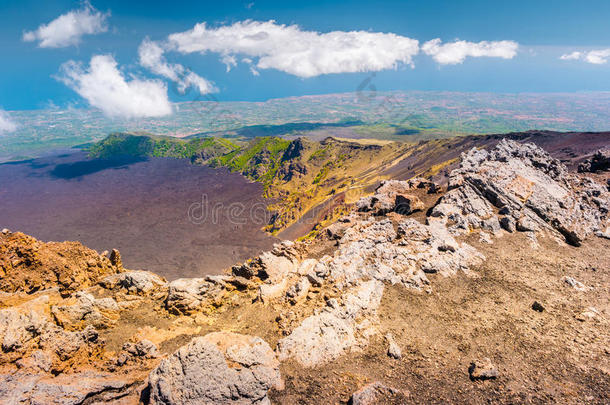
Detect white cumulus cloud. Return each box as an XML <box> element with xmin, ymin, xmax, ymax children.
<box><xmin>560</xmin><ymin>51</ymin><xmax>583</xmax><ymax>61</ymax></box>
<box><xmin>422</xmin><ymin>38</ymin><xmax>519</xmax><ymax>65</ymax></box>
<box><xmin>138</xmin><ymin>38</ymin><xmax>216</xmax><ymax>95</ymax></box>
<box><xmin>560</xmin><ymin>49</ymin><xmax>610</xmax><ymax>64</ymax></box>
<box><xmin>23</xmin><ymin>2</ymin><xmax>109</xmax><ymax>48</ymax></box>
<box><xmin>58</xmin><ymin>54</ymin><xmax>172</xmax><ymax>118</ymax></box>
<box><xmin>164</xmin><ymin>20</ymin><xmax>420</xmax><ymax>78</ymax></box>
<box><xmin>0</xmin><ymin>110</ymin><xmax>17</xmax><ymax>134</ymax></box>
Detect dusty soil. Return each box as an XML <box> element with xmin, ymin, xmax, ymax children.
<box><xmin>269</xmin><ymin>233</ymin><xmax>609</xmax><ymax>404</ymax></box>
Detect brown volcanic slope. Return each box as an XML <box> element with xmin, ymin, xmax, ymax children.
<box><xmin>0</xmin><ymin>152</ymin><xmax>277</xmax><ymax>280</ymax></box>
<box><xmin>383</xmin><ymin>130</ymin><xmax>610</xmax><ymax>181</ymax></box>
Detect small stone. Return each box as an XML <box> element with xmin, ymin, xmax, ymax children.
<box><xmin>350</xmin><ymin>382</ymin><xmax>409</xmax><ymax>405</ymax></box>
<box><xmin>576</xmin><ymin>307</ymin><xmax>600</xmax><ymax>322</ymax></box>
<box><xmin>109</xmin><ymin>249</ymin><xmax>123</xmax><ymax>269</ymax></box>
<box><xmin>532</xmin><ymin>301</ymin><xmax>545</xmax><ymax>312</ymax></box>
<box><xmin>385</xmin><ymin>333</ymin><xmax>402</xmax><ymax>359</ymax></box>
<box><xmin>516</xmin><ymin>216</ymin><xmax>538</xmax><ymax>232</ymax></box>
<box><xmin>468</xmin><ymin>358</ymin><xmax>499</xmax><ymax>381</ymax></box>
<box><xmin>1</xmin><ymin>228</ymin><xmax>10</xmax><ymax>235</ymax></box>
<box><xmin>500</xmin><ymin>216</ymin><xmax>516</xmax><ymax>233</ymax></box>
<box><xmin>562</xmin><ymin>276</ymin><xmax>587</xmax><ymax>291</ymax></box>
<box><xmin>479</xmin><ymin>231</ymin><xmax>493</xmax><ymax>244</ymax></box>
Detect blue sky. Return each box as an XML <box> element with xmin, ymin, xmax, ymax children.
<box><xmin>1</xmin><ymin>0</ymin><xmax>610</xmax><ymax>113</ymax></box>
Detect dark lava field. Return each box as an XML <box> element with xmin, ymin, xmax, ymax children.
<box><xmin>0</xmin><ymin>152</ymin><xmax>277</xmax><ymax>279</ymax></box>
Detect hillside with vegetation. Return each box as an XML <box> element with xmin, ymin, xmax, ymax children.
<box><xmin>90</xmin><ymin>133</ymin><xmax>417</xmax><ymax>233</ymax></box>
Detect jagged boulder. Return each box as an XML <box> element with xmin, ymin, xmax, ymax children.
<box><xmin>116</xmin><ymin>339</ymin><xmax>159</xmax><ymax>366</ymax></box>
<box><xmin>148</xmin><ymin>332</ymin><xmax>283</xmax><ymax>405</ymax></box>
<box><xmin>431</xmin><ymin>139</ymin><xmax>610</xmax><ymax>246</ymax></box>
<box><xmin>165</xmin><ymin>275</ymin><xmax>232</xmax><ymax>314</ymax></box>
<box><xmin>0</xmin><ymin>296</ymin><xmax>104</xmax><ymax>372</ymax></box>
<box><xmin>100</xmin><ymin>270</ymin><xmax>167</xmax><ymax>295</ymax></box>
<box><xmin>356</xmin><ymin>179</ymin><xmax>426</xmax><ymax>216</ymax></box>
<box><xmin>319</xmin><ymin>217</ymin><xmax>482</xmax><ymax>288</ymax></box>
<box><xmin>51</xmin><ymin>292</ymin><xmax>120</xmax><ymax>330</ymax></box>
<box><xmin>165</xmin><ymin>278</ymin><xmax>212</xmax><ymax>315</ymax></box>
<box><xmin>233</xmin><ymin>241</ymin><xmax>299</xmax><ymax>282</ymax></box>
<box><xmin>578</xmin><ymin>148</ymin><xmax>610</xmax><ymax>173</ymax></box>
<box><xmin>0</xmin><ymin>297</ymin><xmax>49</xmax><ymax>355</ymax></box>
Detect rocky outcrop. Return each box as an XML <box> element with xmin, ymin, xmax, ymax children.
<box><xmin>0</xmin><ymin>371</ymin><xmax>136</xmax><ymax>404</ymax></box>
<box><xmin>51</xmin><ymin>292</ymin><xmax>120</xmax><ymax>330</ymax></box>
<box><xmin>148</xmin><ymin>332</ymin><xmax>283</xmax><ymax>405</ymax></box>
<box><xmin>164</xmin><ymin>274</ymin><xmax>254</xmax><ymax>315</ymax></box>
<box><xmin>277</xmin><ymin>280</ymin><xmax>383</xmax><ymax>367</ymax></box>
<box><xmin>0</xmin><ymin>295</ymin><xmax>104</xmax><ymax>373</ymax></box>
<box><xmin>100</xmin><ymin>270</ymin><xmax>167</xmax><ymax>295</ymax></box>
<box><xmin>232</xmin><ymin>241</ymin><xmax>299</xmax><ymax>282</ymax></box>
<box><xmin>356</xmin><ymin>179</ymin><xmax>428</xmax><ymax>216</ymax></box>
<box><xmin>578</xmin><ymin>148</ymin><xmax>610</xmax><ymax>173</ymax></box>
<box><xmin>0</xmin><ymin>232</ymin><xmax>120</xmax><ymax>296</ymax></box>
<box><xmin>431</xmin><ymin>139</ymin><xmax>610</xmax><ymax>246</ymax></box>
<box><xmin>115</xmin><ymin>339</ymin><xmax>160</xmax><ymax>366</ymax></box>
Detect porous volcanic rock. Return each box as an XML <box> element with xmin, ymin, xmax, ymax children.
<box><xmin>0</xmin><ymin>371</ymin><xmax>136</xmax><ymax>404</ymax></box>
<box><xmin>148</xmin><ymin>332</ymin><xmax>282</xmax><ymax>405</ymax></box>
<box><xmin>431</xmin><ymin>139</ymin><xmax>610</xmax><ymax>246</ymax></box>
<box><xmin>277</xmin><ymin>280</ymin><xmax>384</xmax><ymax>367</ymax></box>
<box><xmin>0</xmin><ymin>295</ymin><xmax>104</xmax><ymax>373</ymax></box>
<box><xmin>51</xmin><ymin>292</ymin><xmax>121</xmax><ymax>331</ymax></box>
<box><xmin>100</xmin><ymin>270</ymin><xmax>167</xmax><ymax>295</ymax></box>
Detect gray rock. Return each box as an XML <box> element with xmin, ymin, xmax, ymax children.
<box><xmin>258</xmin><ymin>278</ymin><xmax>289</xmax><ymax>304</ymax></box>
<box><xmin>431</xmin><ymin>139</ymin><xmax>610</xmax><ymax>246</ymax></box>
<box><xmin>350</xmin><ymin>381</ymin><xmax>409</xmax><ymax>405</ymax></box>
<box><xmin>51</xmin><ymin>292</ymin><xmax>120</xmax><ymax>330</ymax></box>
<box><xmin>277</xmin><ymin>280</ymin><xmax>384</xmax><ymax>367</ymax></box>
<box><xmin>578</xmin><ymin>148</ymin><xmax>610</xmax><ymax>173</ymax></box>
<box><xmin>0</xmin><ymin>372</ymin><xmax>133</xmax><ymax>404</ymax></box>
<box><xmin>516</xmin><ymin>216</ymin><xmax>538</xmax><ymax>232</ymax></box>
<box><xmin>356</xmin><ymin>180</ymin><xmax>426</xmax><ymax>216</ymax></box>
<box><xmin>232</xmin><ymin>242</ymin><xmax>298</xmax><ymax>283</ymax></box>
<box><xmin>100</xmin><ymin>270</ymin><xmax>167</xmax><ymax>295</ymax></box>
<box><xmin>117</xmin><ymin>339</ymin><xmax>160</xmax><ymax>366</ymax></box>
<box><xmin>386</xmin><ymin>333</ymin><xmax>402</xmax><ymax>359</ymax></box>
<box><xmin>165</xmin><ymin>278</ymin><xmax>213</xmax><ymax>315</ymax></box>
<box><xmin>148</xmin><ymin>332</ymin><xmax>283</xmax><ymax>405</ymax></box>
<box><xmin>286</xmin><ymin>277</ymin><xmax>311</xmax><ymax>304</ymax></box>
<box><xmin>468</xmin><ymin>358</ymin><xmax>499</xmax><ymax>380</ymax></box>
<box><xmin>562</xmin><ymin>276</ymin><xmax>587</xmax><ymax>291</ymax></box>
<box><xmin>326</xmin><ymin>222</ymin><xmax>348</xmax><ymax>240</ymax></box>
